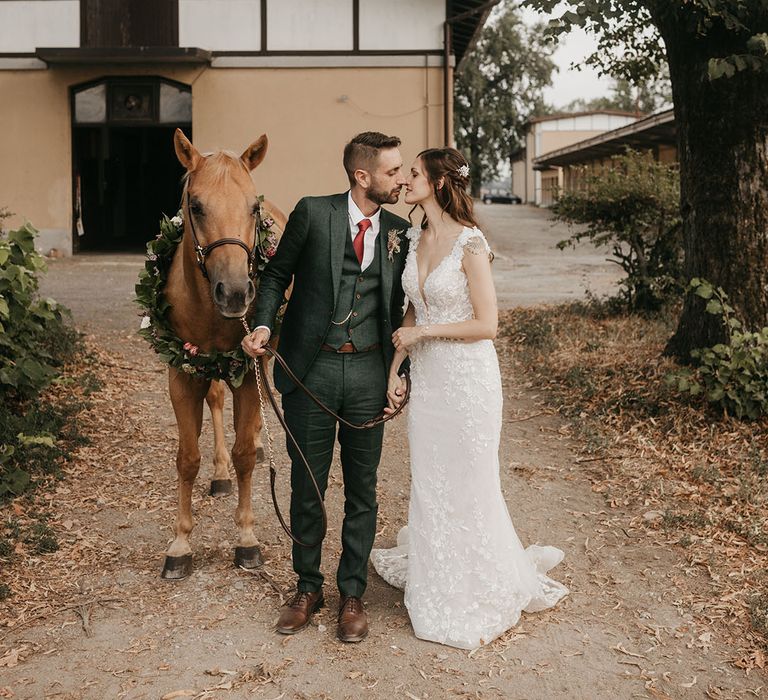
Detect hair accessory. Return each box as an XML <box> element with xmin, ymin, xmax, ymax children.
<box><xmin>457</xmin><ymin>164</ymin><xmax>470</xmax><ymax>178</ymax></box>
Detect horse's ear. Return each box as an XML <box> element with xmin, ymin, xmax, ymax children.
<box><xmin>174</xmin><ymin>128</ymin><xmax>201</xmax><ymax>171</ymax></box>
<box><xmin>241</xmin><ymin>134</ymin><xmax>268</xmax><ymax>171</ymax></box>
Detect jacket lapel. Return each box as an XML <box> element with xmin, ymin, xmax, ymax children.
<box><xmin>379</xmin><ymin>208</ymin><xmax>396</xmax><ymax>310</ymax></box>
<box><xmin>329</xmin><ymin>193</ymin><xmax>349</xmax><ymax>305</ymax></box>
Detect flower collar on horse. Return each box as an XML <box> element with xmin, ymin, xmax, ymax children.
<box><xmin>135</xmin><ymin>204</ymin><xmax>280</xmax><ymax>388</ymax></box>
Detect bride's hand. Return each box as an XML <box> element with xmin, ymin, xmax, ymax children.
<box><xmin>392</xmin><ymin>325</ymin><xmax>426</xmax><ymax>351</ymax></box>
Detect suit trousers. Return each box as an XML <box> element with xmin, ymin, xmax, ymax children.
<box><xmin>282</xmin><ymin>348</ymin><xmax>387</xmax><ymax>598</ymax></box>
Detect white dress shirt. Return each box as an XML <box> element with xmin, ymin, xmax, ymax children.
<box><xmin>347</xmin><ymin>191</ymin><xmax>381</xmax><ymax>272</ymax></box>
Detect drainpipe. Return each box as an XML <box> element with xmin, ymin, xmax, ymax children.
<box><xmin>443</xmin><ymin>21</ymin><xmax>452</xmax><ymax>146</ymax></box>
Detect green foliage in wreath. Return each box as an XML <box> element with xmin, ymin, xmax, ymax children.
<box><xmin>135</xmin><ymin>202</ymin><xmax>281</xmax><ymax>388</ymax></box>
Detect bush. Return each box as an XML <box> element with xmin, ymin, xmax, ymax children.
<box><xmin>670</xmin><ymin>279</ymin><xmax>768</xmax><ymax>419</ymax></box>
<box><xmin>0</xmin><ymin>222</ymin><xmax>80</xmax><ymax>498</ymax></box>
<box><xmin>553</xmin><ymin>149</ymin><xmax>683</xmax><ymax>313</ymax></box>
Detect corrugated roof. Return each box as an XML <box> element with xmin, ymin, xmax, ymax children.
<box><xmin>527</xmin><ymin>109</ymin><xmax>644</xmax><ymax>125</ymax></box>
<box><xmin>533</xmin><ymin>108</ymin><xmax>676</xmax><ymax>168</ymax></box>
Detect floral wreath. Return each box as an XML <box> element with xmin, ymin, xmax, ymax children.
<box><xmin>135</xmin><ymin>199</ymin><xmax>282</xmax><ymax>388</ymax></box>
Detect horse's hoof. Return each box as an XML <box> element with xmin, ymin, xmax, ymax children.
<box><xmin>256</xmin><ymin>447</ymin><xmax>265</xmax><ymax>463</ymax></box>
<box><xmin>234</xmin><ymin>545</ymin><xmax>263</xmax><ymax>569</ymax></box>
<box><xmin>210</xmin><ymin>479</ymin><xmax>232</xmax><ymax>496</ymax></box>
<box><xmin>161</xmin><ymin>553</ymin><xmax>193</xmax><ymax>580</ymax></box>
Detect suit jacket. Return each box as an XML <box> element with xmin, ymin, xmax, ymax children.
<box><xmin>252</xmin><ymin>192</ymin><xmax>411</xmax><ymax>394</ymax></box>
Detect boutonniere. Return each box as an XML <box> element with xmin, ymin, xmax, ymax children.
<box><xmin>386</xmin><ymin>229</ymin><xmax>403</xmax><ymax>262</ymax></box>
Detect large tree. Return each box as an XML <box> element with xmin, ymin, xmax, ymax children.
<box><xmin>454</xmin><ymin>4</ymin><xmax>555</xmax><ymax>197</ymax></box>
<box><xmin>524</xmin><ymin>0</ymin><xmax>768</xmax><ymax>361</ymax></box>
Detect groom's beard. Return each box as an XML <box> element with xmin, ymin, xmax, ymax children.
<box><xmin>368</xmin><ymin>185</ymin><xmax>402</xmax><ymax>206</ymax></box>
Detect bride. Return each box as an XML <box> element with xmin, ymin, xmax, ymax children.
<box><xmin>371</xmin><ymin>147</ymin><xmax>568</xmax><ymax>650</ymax></box>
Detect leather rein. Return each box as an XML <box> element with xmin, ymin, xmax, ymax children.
<box><xmin>183</xmin><ymin>187</ymin><xmax>411</xmax><ymax>547</ymax></box>
<box><xmin>241</xmin><ymin>317</ymin><xmax>411</xmax><ymax>549</ymax></box>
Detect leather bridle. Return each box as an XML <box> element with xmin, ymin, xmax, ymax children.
<box><xmin>185</xmin><ymin>190</ymin><xmax>260</xmax><ymax>280</ymax></box>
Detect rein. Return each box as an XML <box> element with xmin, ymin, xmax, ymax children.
<box><xmin>240</xmin><ymin>318</ymin><xmax>411</xmax><ymax>548</ymax></box>
<box><xmin>185</xmin><ymin>191</ymin><xmax>261</xmax><ymax>280</ymax></box>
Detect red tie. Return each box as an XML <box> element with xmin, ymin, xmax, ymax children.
<box><xmin>353</xmin><ymin>218</ymin><xmax>371</xmax><ymax>265</ymax></box>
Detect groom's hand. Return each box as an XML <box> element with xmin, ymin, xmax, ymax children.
<box><xmin>241</xmin><ymin>327</ymin><xmax>271</xmax><ymax>357</ymax></box>
<box><xmin>384</xmin><ymin>374</ymin><xmax>407</xmax><ymax>415</ymax></box>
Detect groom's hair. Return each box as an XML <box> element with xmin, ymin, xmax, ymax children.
<box><xmin>343</xmin><ymin>132</ymin><xmax>401</xmax><ymax>184</ymax></box>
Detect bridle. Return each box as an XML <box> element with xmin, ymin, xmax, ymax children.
<box><xmin>185</xmin><ymin>189</ymin><xmax>260</xmax><ymax>280</ymax></box>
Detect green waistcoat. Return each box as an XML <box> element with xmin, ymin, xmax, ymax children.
<box><xmin>324</xmin><ymin>230</ymin><xmax>382</xmax><ymax>350</ymax></box>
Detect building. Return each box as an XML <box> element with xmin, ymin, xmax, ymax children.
<box><xmin>511</xmin><ymin>110</ymin><xmax>642</xmax><ymax>206</ymax></box>
<box><xmin>533</xmin><ymin>108</ymin><xmax>677</xmax><ymax>194</ymax></box>
<box><xmin>0</xmin><ymin>0</ymin><xmax>495</xmax><ymax>254</ymax></box>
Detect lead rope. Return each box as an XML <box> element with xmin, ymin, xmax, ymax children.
<box><xmin>241</xmin><ymin>317</ymin><xmax>328</xmax><ymax>548</ymax></box>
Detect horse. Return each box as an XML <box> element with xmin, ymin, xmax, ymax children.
<box><xmin>160</xmin><ymin>129</ymin><xmax>287</xmax><ymax>579</ymax></box>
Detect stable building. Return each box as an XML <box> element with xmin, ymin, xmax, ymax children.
<box><xmin>533</xmin><ymin>108</ymin><xmax>677</xmax><ymax>196</ymax></box>
<box><xmin>510</xmin><ymin>110</ymin><xmax>642</xmax><ymax>206</ymax></box>
<box><xmin>0</xmin><ymin>0</ymin><xmax>495</xmax><ymax>254</ymax></box>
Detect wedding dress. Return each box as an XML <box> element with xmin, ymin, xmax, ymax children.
<box><xmin>370</xmin><ymin>226</ymin><xmax>568</xmax><ymax>650</ymax></box>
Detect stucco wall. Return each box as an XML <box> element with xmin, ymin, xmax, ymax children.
<box><xmin>0</xmin><ymin>64</ymin><xmax>446</xmax><ymax>253</ymax></box>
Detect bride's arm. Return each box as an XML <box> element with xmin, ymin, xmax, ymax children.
<box><xmin>392</xmin><ymin>241</ymin><xmax>497</xmax><ymax>350</ymax></box>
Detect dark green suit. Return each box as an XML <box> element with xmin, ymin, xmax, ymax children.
<box><xmin>253</xmin><ymin>192</ymin><xmax>409</xmax><ymax>597</ymax></box>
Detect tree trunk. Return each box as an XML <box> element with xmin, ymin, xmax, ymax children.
<box><xmin>654</xmin><ymin>10</ymin><xmax>768</xmax><ymax>361</ymax></box>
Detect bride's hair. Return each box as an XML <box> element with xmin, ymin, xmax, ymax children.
<box><xmin>410</xmin><ymin>148</ymin><xmax>478</xmax><ymax>229</ymax></box>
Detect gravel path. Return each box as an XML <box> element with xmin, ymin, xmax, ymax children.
<box><xmin>2</xmin><ymin>206</ymin><xmax>762</xmax><ymax>699</ymax></box>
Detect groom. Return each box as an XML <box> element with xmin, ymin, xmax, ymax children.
<box><xmin>243</xmin><ymin>132</ymin><xmax>410</xmax><ymax>642</ymax></box>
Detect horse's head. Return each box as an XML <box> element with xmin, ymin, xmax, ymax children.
<box><xmin>174</xmin><ymin>129</ymin><xmax>268</xmax><ymax>318</ymax></box>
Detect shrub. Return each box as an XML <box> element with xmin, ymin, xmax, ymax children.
<box><xmin>553</xmin><ymin>149</ymin><xmax>682</xmax><ymax>313</ymax></box>
<box><xmin>670</xmin><ymin>279</ymin><xmax>768</xmax><ymax>419</ymax></box>
<box><xmin>0</xmin><ymin>222</ymin><xmax>80</xmax><ymax>498</ymax></box>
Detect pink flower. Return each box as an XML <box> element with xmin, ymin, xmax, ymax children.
<box><xmin>265</xmin><ymin>247</ymin><xmax>277</xmax><ymax>258</ymax></box>
<box><xmin>263</xmin><ymin>217</ymin><xmax>275</xmax><ymax>229</ymax></box>
<box><xmin>183</xmin><ymin>342</ymin><xmax>199</xmax><ymax>356</ymax></box>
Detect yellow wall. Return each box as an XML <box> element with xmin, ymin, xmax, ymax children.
<box><xmin>0</xmin><ymin>63</ymin><xmax>447</xmax><ymax>251</ymax></box>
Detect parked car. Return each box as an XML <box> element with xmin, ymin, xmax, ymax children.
<box><xmin>481</xmin><ymin>192</ymin><xmax>522</xmax><ymax>205</ymax></box>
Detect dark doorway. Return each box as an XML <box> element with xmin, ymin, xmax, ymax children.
<box><xmin>73</xmin><ymin>126</ymin><xmax>186</xmax><ymax>251</ymax></box>
<box><xmin>71</xmin><ymin>77</ymin><xmax>192</xmax><ymax>252</ymax></box>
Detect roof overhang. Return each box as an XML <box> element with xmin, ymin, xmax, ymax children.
<box><xmin>35</xmin><ymin>47</ymin><xmax>212</xmax><ymax>66</ymax></box>
<box><xmin>533</xmin><ymin>109</ymin><xmax>677</xmax><ymax>170</ymax></box>
<box><xmin>448</xmin><ymin>0</ymin><xmax>502</xmax><ymax>67</ymax></box>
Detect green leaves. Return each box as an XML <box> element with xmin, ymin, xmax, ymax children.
<box><xmin>0</xmin><ymin>221</ymin><xmax>77</xmax><ymax>501</ymax></box>
<box><xmin>0</xmin><ymin>224</ymin><xmax>72</xmax><ymax>402</ymax></box>
<box><xmin>671</xmin><ymin>281</ymin><xmax>768</xmax><ymax>419</ymax></box>
<box><xmin>552</xmin><ymin>150</ymin><xmax>683</xmax><ymax>312</ymax></box>
<box><xmin>135</xmin><ymin>211</ymin><xmax>281</xmax><ymax>386</ymax></box>
<box><xmin>454</xmin><ymin>4</ymin><xmax>555</xmax><ymax>193</ymax></box>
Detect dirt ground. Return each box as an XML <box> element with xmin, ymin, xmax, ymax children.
<box><xmin>2</xmin><ymin>205</ymin><xmax>765</xmax><ymax>699</ymax></box>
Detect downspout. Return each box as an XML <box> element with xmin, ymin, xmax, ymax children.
<box><xmin>443</xmin><ymin>20</ymin><xmax>452</xmax><ymax>146</ymax></box>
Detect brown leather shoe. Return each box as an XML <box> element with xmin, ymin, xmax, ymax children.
<box><xmin>276</xmin><ymin>590</ymin><xmax>324</xmax><ymax>635</ymax></box>
<box><xmin>337</xmin><ymin>596</ymin><xmax>368</xmax><ymax>642</ymax></box>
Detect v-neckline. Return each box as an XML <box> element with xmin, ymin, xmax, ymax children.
<box><xmin>415</xmin><ymin>226</ymin><xmax>467</xmax><ymax>307</ymax></box>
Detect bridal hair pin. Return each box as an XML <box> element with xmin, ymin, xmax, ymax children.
<box><xmin>457</xmin><ymin>164</ymin><xmax>470</xmax><ymax>178</ymax></box>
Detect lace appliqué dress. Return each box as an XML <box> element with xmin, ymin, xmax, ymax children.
<box><xmin>370</xmin><ymin>226</ymin><xmax>568</xmax><ymax>650</ymax></box>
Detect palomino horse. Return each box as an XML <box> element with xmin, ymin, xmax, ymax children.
<box><xmin>161</xmin><ymin>129</ymin><xmax>287</xmax><ymax>579</ymax></box>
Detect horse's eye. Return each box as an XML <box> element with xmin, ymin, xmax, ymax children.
<box><xmin>190</xmin><ymin>201</ymin><xmax>204</xmax><ymax>216</ymax></box>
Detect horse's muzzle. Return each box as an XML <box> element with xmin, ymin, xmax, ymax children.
<box><xmin>213</xmin><ymin>279</ymin><xmax>256</xmax><ymax>318</ymax></box>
